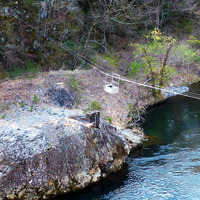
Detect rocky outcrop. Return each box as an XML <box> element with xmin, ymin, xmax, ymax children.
<box><xmin>47</xmin><ymin>82</ymin><xmax>74</xmax><ymax>108</ymax></box>
<box><xmin>0</xmin><ymin>112</ymin><xmax>144</xmax><ymax>200</ymax></box>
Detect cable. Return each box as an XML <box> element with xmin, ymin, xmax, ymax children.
<box><xmin>92</xmin><ymin>67</ymin><xmax>106</xmax><ymax>82</ymax></box>
<box><xmin>111</xmin><ymin>75</ymin><xmax>200</xmax><ymax>100</ymax></box>
<box><xmin>184</xmin><ymin>91</ymin><xmax>200</xmax><ymax>97</ymax></box>
<box><xmin>9</xmin><ymin>9</ymin><xmax>200</xmax><ymax>101</ymax></box>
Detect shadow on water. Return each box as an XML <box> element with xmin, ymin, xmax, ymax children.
<box><xmin>142</xmin><ymin>88</ymin><xmax>200</xmax><ymax>145</ymax></box>
<box><xmin>52</xmin><ymin>163</ymin><xmax>129</xmax><ymax>200</ymax></box>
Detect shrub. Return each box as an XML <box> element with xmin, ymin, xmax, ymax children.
<box><xmin>2</xmin><ymin>62</ymin><xmax>40</xmax><ymax>79</ymax></box>
<box><xmin>89</xmin><ymin>101</ymin><xmax>102</xmax><ymax>110</ymax></box>
<box><xmin>187</xmin><ymin>36</ymin><xmax>200</xmax><ymax>52</ymax></box>
<box><xmin>21</xmin><ymin>102</ymin><xmax>24</xmax><ymax>108</ymax></box>
<box><xmin>105</xmin><ymin>115</ymin><xmax>112</xmax><ymax>124</ymax></box>
<box><xmin>0</xmin><ymin>114</ymin><xmax>6</xmax><ymax>119</ymax></box>
<box><xmin>101</xmin><ymin>55</ymin><xmax>120</xmax><ymax>69</ymax></box>
<box><xmin>172</xmin><ymin>43</ymin><xmax>198</xmax><ymax>64</ymax></box>
<box><xmin>65</xmin><ymin>40</ymin><xmax>83</xmax><ymax>51</ymax></box>
<box><xmin>195</xmin><ymin>54</ymin><xmax>200</xmax><ymax>63</ymax></box>
<box><xmin>69</xmin><ymin>77</ymin><xmax>81</xmax><ymax>92</ymax></box>
<box><xmin>128</xmin><ymin>61</ymin><xmax>145</xmax><ymax>77</ymax></box>
<box><xmin>176</xmin><ymin>18</ymin><xmax>193</xmax><ymax>34</ymax></box>
<box><xmin>30</xmin><ymin>104</ymin><xmax>34</xmax><ymax>112</ymax></box>
<box><xmin>84</xmin><ymin>101</ymin><xmax>102</xmax><ymax>113</ymax></box>
<box><xmin>24</xmin><ymin>0</ymin><xmax>36</xmax><ymax>9</ymax></box>
<box><xmin>32</xmin><ymin>94</ymin><xmax>40</xmax><ymax>103</ymax></box>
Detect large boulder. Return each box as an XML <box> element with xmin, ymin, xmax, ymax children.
<box><xmin>47</xmin><ymin>82</ymin><xmax>74</xmax><ymax>108</ymax></box>
<box><xmin>0</xmin><ymin>112</ymin><xmax>144</xmax><ymax>200</ymax></box>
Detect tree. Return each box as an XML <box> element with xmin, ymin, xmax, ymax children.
<box><xmin>132</xmin><ymin>28</ymin><xmax>176</xmax><ymax>95</ymax></box>
<box><xmin>132</xmin><ymin>28</ymin><xmax>198</xmax><ymax>96</ymax></box>
<box><xmin>187</xmin><ymin>36</ymin><xmax>200</xmax><ymax>50</ymax></box>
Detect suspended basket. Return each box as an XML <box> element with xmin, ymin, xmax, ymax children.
<box><xmin>104</xmin><ymin>73</ymin><xmax>120</xmax><ymax>94</ymax></box>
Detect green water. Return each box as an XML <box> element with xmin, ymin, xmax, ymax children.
<box><xmin>54</xmin><ymin>83</ymin><xmax>200</xmax><ymax>200</ymax></box>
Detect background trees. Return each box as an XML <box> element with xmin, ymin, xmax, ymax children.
<box><xmin>0</xmin><ymin>0</ymin><xmax>200</xmax><ymax>78</ymax></box>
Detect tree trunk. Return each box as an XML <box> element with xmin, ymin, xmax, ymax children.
<box><xmin>159</xmin><ymin>41</ymin><xmax>174</xmax><ymax>86</ymax></box>
<box><xmin>142</xmin><ymin>47</ymin><xmax>156</xmax><ymax>96</ymax></box>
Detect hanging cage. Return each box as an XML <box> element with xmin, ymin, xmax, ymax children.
<box><xmin>104</xmin><ymin>73</ymin><xmax>120</xmax><ymax>94</ymax></box>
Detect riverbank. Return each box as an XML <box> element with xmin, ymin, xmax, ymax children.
<box><xmin>52</xmin><ymin>81</ymin><xmax>200</xmax><ymax>200</ymax></box>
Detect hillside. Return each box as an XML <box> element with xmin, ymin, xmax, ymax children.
<box><xmin>1</xmin><ymin>0</ymin><xmax>200</xmax><ymax>74</ymax></box>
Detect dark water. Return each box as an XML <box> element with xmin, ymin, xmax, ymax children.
<box><xmin>54</xmin><ymin>83</ymin><xmax>200</xmax><ymax>200</ymax></box>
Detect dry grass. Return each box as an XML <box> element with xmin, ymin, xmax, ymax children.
<box><xmin>0</xmin><ymin>63</ymin><xmax>199</xmax><ymax>127</ymax></box>
<box><xmin>0</xmin><ymin>69</ymin><xmax>149</xmax><ymax>127</ymax></box>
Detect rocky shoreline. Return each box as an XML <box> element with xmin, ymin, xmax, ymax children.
<box><xmin>0</xmin><ymin>106</ymin><xmax>145</xmax><ymax>200</ymax></box>
<box><xmin>1</xmin><ymin>69</ymin><xmax>198</xmax><ymax>200</ymax></box>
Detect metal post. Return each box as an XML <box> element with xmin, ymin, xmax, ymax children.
<box><xmin>86</xmin><ymin>111</ymin><xmax>100</xmax><ymax>128</ymax></box>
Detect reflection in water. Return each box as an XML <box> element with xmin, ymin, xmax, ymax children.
<box><xmin>143</xmin><ymin>136</ymin><xmax>163</xmax><ymax>147</ymax></box>
<box><xmin>52</xmin><ymin>82</ymin><xmax>200</xmax><ymax>200</ymax></box>
<box><xmin>143</xmin><ymin>93</ymin><xmax>200</xmax><ymax>146</ymax></box>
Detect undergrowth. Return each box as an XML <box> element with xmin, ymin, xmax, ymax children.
<box><xmin>105</xmin><ymin>115</ymin><xmax>112</xmax><ymax>124</ymax></box>
<box><xmin>128</xmin><ymin>61</ymin><xmax>145</xmax><ymax>77</ymax></box>
<box><xmin>84</xmin><ymin>101</ymin><xmax>102</xmax><ymax>113</ymax></box>
<box><xmin>2</xmin><ymin>62</ymin><xmax>40</xmax><ymax>79</ymax></box>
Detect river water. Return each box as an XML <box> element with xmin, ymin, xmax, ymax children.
<box><xmin>54</xmin><ymin>83</ymin><xmax>200</xmax><ymax>200</ymax></box>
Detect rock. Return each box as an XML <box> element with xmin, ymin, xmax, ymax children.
<box><xmin>33</xmin><ymin>40</ymin><xmax>41</xmax><ymax>50</ymax></box>
<box><xmin>162</xmin><ymin>86</ymin><xmax>189</xmax><ymax>98</ymax></box>
<box><xmin>47</xmin><ymin>82</ymin><xmax>74</xmax><ymax>108</ymax></box>
<box><xmin>0</xmin><ymin>115</ymin><xmax>145</xmax><ymax>200</ymax></box>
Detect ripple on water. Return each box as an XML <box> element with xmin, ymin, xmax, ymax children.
<box><xmin>94</xmin><ymin>144</ymin><xmax>200</xmax><ymax>200</ymax></box>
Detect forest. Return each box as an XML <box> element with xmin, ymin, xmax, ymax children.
<box><xmin>1</xmin><ymin>0</ymin><xmax>200</xmax><ymax>83</ymax></box>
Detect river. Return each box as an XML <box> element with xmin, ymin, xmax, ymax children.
<box><xmin>53</xmin><ymin>83</ymin><xmax>200</xmax><ymax>200</ymax></box>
